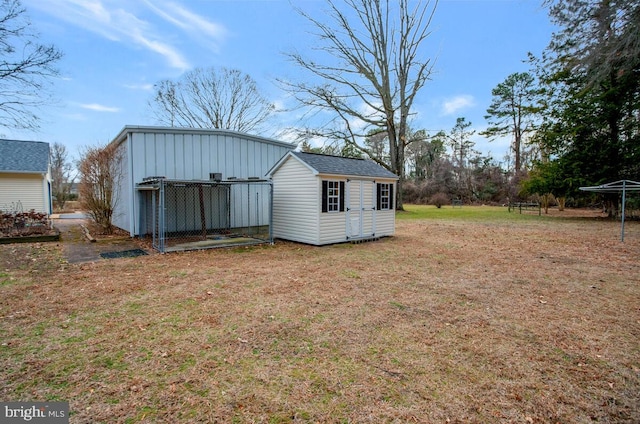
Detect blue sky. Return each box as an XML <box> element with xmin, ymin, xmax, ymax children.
<box><xmin>9</xmin><ymin>0</ymin><xmax>553</xmax><ymax>163</ymax></box>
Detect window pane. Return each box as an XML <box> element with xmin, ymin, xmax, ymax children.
<box><xmin>328</xmin><ymin>181</ymin><xmax>340</xmax><ymax>212</ymax></box>
<box><xmin>379</xmin><ymin>183</ymin><xmax>390</xmax><ymax>210</ymax></box>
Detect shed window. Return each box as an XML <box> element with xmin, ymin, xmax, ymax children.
<box><xmin>377</xmin><ymin>183</ymin><xmax>394</xmax><ymax>210</ymax></box>
<box><xmin>322</xmin><ymin>180</ymin><xmax>345</xmax><ymax>213</ymax></box>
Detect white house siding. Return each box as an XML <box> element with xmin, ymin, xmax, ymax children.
<box><xmin>110</xmin><ymin>127</ymin><xmax>294</xmax><ymax>236</ymax></box>
<box><xmin>272</xmin><ymin>158</ymin><xmax>319</xmax><ymax>245</ymax></box>
<box><xmin>0</xmin><ymin>173</ymin><xmax>47</xmax><ymax>213</ymax></box>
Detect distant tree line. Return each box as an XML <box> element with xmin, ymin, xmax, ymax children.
<box><xmin>7</xmin><ymin>0</ymin><xmax>638</xmax><ymax>215</ymax></box>
<box><xmin>300</xmin><ymin>0</ymin><xmax>640</xmax><ymax>213</ymax></box>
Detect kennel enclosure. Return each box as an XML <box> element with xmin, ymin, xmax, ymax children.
<box><xmin>138</xmin><ymin>177</ymin><xmax>273</xmax><ymax>252</ymax></box>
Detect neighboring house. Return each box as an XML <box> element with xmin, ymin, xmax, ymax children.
<box><xmin>268</xmin><ymin>151</ymin><xmax>398</xmax><ymax>245</ymax></box>
<box><xmin>109</xmin><ymin>126</ymin><xmax>295</xmax><ymax>237</ymax></box>
<box><xmin>0</xmin><ymin>139</ymin><xmax>51</xmax><ymax>214</ymax></box>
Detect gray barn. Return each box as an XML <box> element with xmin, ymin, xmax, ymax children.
<box><xmin>110</xmin><ymin>126</ymin><xmax>295</xmax><ymax>238</ymax></box>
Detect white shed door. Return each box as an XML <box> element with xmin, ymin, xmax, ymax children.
<box><xmin>346</xmin><ymin>180</ymin><xmax>375</xmax><ymax>239</ymax></box>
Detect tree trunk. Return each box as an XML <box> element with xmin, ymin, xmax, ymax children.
<box><xmin>557</xmin><ymin>197</ymin><xmax>566</xmax><ymax>211</ymax></box>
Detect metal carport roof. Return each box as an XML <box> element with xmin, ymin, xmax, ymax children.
<box><xmin>579</xmin><ymin>180</ymin><xmax>640</xmax><ymax>241</ymax></box>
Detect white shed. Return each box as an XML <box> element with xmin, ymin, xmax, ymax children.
<box><xmin>0</xmin><ymin>139</ymin><xmax>51</xmax><ymax>215</ymax></box>
<box><xmin>268</xmin><ymin>151</ymin><xmax>398</xmax><ymax>245</ymax></box>
<box><xmin>109</xmin><ymin>126</ymin><xmax>295</xmax><ymax>237</ymax></box>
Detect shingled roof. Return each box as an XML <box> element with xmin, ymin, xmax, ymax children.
<box><xmin>0</xmin><ymin>139</ymin><xmax>50</xmax><ymax>173</ymax></box>
<box><xmin>287</xmin><ymin>151</ymin><xmax>398</xmax><ymax>179</ymax></box>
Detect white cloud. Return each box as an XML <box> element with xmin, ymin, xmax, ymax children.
<box><xmin>26</xmin><ymin>0</ymin><xmax>190</xmax><ymax>70</ymax></box>
<box><xmin>143</xmin><ymin>0</ymin><xmax>228</xmax><ymax>52</ymax></box>
<box><xmin>80</xmin><ymin>103</ymin><xmax>121</xmax><ymax>113</ymax></box>
<box><xmin>470</xmin><ymin>124</ymin><xmax>512</xmax><ymax>160</ymax></box>
<box><xmin>123</xmin><ymin>83</ymin><xmax>154</xmax><ymax>91</ymax></box>
<box><xmin>441</xmin><ymin>95</ymin><xmax>476</xmax><ymax>116</ymax></box>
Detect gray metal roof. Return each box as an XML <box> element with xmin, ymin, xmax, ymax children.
<box><xmin>0</xmin><ymin>139</ymin><xmax>50</xmax><ymax>173</ymax></box>
<box><xmin>291</xmin><ymin>151</ymin><xmax>398</xmax><ymax>179</ymax></box>
<box><xmin>579</xmin><ymin>180</ymin><xmax>640</xmax><ymax>193</ymax></box>
<box><xmin>111</xmin><ymin>125</ymin><xmax>296</xmax><ymax>150</ymax></box>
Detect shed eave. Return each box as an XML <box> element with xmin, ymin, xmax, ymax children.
<box><xmin>316</xmin><ymin>173</ymin><xmax>398</xmax><ymax>180</ymax></box>
<box><xmin>267</xmin><ymin>151</ymin><xmax>320</xmax><ymax>177</ymax></box>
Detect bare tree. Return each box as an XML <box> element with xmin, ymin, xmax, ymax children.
<box><xmin>281</xmin><ymin>0</ymin><xmax>438</xmax><ymax>209</ymax></box>
<box><xmin>50</xmin><ymin>142</ymin><xmax>74</xmax><ymax>210</ymax></box>
<box><xmin>0</xmin><ymin>0</ymin><xmax>62</xmax><ymax>130</ymax></box>
<box><xmin>150</xmin><ymin>66</ymin><xmax>275</xmax><ymax>134</ymax></box>
<box><xmin>78</xmin><ymin>143</ymin><xmax>123</xmax><ymax>234</ymax></box>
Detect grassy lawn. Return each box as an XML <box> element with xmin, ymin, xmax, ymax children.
<box><xmin>1</xmin><ymin>206</ymin><xmax>639</xmax><ymax>423</ymax></box>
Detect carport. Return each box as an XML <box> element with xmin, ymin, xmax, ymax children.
<box><xmin>579</xmin><ymin>180</ymin><xmax>640</xmax><ymax>242</ymax></box>
<box><xmin>137</xmin><ymin>177</ymin><xmax>273</xmax><ymax>252</ymax></box>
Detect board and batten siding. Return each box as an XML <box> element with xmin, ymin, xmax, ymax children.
<box><xmin>0</xmin><ymin>173</ymin><xmax>48</xmax><ymax>213</ymax></box>
<box><xmin>129</xmin><ymin>131</ymin><xmax>288</xmax><ymax>182</ymax></box>
<box><xmin>112</xmin><ymin>142</ymin><xmax>130</xmax><ymax>234</ymax></box>
<box><xmin>271</xmin><ymin>157</ymin><xmax>320</xmax><ymax>245</ymax></box>
<box><xmin>111</xmin><ymin>127</ymin><xmax>294</xmax><ymax>236</ymax></box>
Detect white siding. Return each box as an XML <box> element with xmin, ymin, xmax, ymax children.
<box><xmin>272</xmin><ymin>159</ymin><xmax>397</xmax><ymax>245</ymax></box>
<box><xmin>375</xmin><ymin>180</ymin><xmax>397</xmax><ymax>237</ymax></box>
<box><xmin>375</xmin><ymin>209</ymin><xmax>396</xmax><ymax>236</ymax></box>
<box><xmin>318</xmin><ymin>210</ymin><xmax>347</xmax><ymax>245</ymax></box>
<box><xmin>0</xmin><ymin>173</ymin><xmax>47</xmax><ymax>213</ymax></box>
<box><xmin>272</xmin><ymin>158</ymin><xmax>320</xmax><ymax>244</ymax></box>
<box><xmin>362</xmin><ymin>180</ymin><xmax>375</xmax><ymax>237</ymax></box>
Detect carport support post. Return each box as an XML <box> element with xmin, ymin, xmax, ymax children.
<box><xmin>199</xmin><ymin>185</ymin><xmax>207</xmax><ymax>239</ymax></box>
<box><xmin>621</xmin><ymin>180</ymin><xmax>626</xmax><ymax>242</ymax></box>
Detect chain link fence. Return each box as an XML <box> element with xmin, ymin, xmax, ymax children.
<box><xmin>138</xmin><ymin>177</ymin><xmax>272</xmax><ymax>253</ymax></box>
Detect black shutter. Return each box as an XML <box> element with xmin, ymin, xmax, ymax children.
<box><xmin>376</xmin><ymin>183</ymin><xmax>381</xmax><ymax>210</ymax></box>
<box><xmin>390</xmin><ymin>183</ymin><xmax>394</xmax><ymax>210</ymax></box>
<box><xmin>322</xmin><ymin>180</ymin><xmax>328</xmax><ymax>213</ymax></box>
<box><xmin>339</xmin><ymin>181</ymin><xmax>345</xmax><ymax>212</ymax></box>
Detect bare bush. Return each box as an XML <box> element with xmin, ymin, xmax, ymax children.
<box><xmin>429</xmin><ymin>192</ymin><xmax>450</xmax><ymax>208</ymax></box>
<box><xmin>50</xmin><ymin>142</ymin><xmax>75</xmax><ymax>211</ymax></box>
<box><xmin>78</xmin><ymin>143</ymin><xmax>123</xmax><ymax>234</ymax></box>
<box><xmin>0</xmin><ymin>209</ymin><xmax>50</xmax><ymax>237</ymax></box>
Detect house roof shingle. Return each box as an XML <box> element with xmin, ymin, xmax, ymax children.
<box><xmin>290</xmin><ymin>151</ymin><xmax>398</xmax><ymax>179</ymax></box>
<box><xmin>0</xmin><ymin>139</ymin><xmax>50</xmax><ymax>173</ymax></box>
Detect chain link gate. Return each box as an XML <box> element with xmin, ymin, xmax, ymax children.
<box><xmin>138</xmin><ymin>177</ymin><xmax>272</xmax><ymax>252</ymax></box>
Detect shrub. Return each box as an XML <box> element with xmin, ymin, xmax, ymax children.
<box><xmin>429</xmin><ymin>192</ymin><xmax>450</xmax><ymax>208</ymax></box>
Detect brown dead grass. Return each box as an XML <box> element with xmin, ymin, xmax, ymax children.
<box><xmin>1</xmin><ymin>208</ymin><xmax>639</xmax><ymax>423</ymax></box>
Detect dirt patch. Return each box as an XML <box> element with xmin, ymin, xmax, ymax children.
<box><xmin>0</xmin><ymin>207</ymin><xmax>639</xmax><ymax>423</ymax></box>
